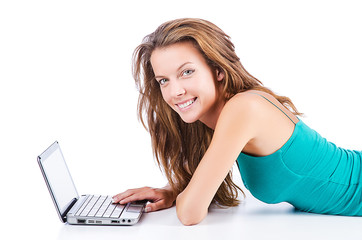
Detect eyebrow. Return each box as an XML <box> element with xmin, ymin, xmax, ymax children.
<box><xmin>154</xmin><ymin>62</ymin><xmax>193</xmax><ymax>79</ymax></box>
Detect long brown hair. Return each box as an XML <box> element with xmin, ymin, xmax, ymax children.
<box><xmin>132</xmin><ymin>18</ymin><xmax>301</xmax><ymax>207</ymax></box>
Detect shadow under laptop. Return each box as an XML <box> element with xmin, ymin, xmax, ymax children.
<box><xmin>57</xmin><ymin>223</ymin><xmax>142</xmax><ymax>240</ymax></box>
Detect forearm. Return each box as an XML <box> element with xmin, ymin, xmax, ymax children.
<box><xmin>163</xmin><ymin>182</ymin><xmax>207</xmax><ymax>225</ymax></box>
<box><xmin>175</xmin><ymin>190</ymin><xmax>208</xmax><ymax>226</ymax></box>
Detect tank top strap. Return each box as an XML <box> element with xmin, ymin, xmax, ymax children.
<box><xmin>249</xmin><ymin>92</ymin><xmax>297</xmax><ymax>125</ymax></box>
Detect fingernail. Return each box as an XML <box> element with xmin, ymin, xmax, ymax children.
<box><xmin>144</xmin><ymin>207</ymin><xmax>151</xmax><ymax>213</ymax></box>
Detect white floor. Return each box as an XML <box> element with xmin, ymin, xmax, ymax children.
<box><xmin>54</xmin><ymin>204</ymin><xmax>362</xmax><ymax>240</ymax></box>
<box><xmin>5</xmin><ymin>167</ymin><xmax>362</xmax><ymax>240</ymax></box>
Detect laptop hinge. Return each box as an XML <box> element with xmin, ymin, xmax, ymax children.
<box><xmin>61</xmin><ymin>198</ymin><xmax>78</xmax><ymax>222</ymax></box>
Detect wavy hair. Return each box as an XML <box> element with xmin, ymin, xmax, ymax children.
<box><xmin>132</xmin><ymin>18</ymin><xmax>301</xmax><ymax>207</ymax></box>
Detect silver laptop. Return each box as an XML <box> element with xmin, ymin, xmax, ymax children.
<box><xmin>37</xmin><ymin>141</ymin><xmax>146</xmax><ymax>225</ymax></box>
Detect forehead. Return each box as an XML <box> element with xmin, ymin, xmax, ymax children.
<box><xmin>150</xmin><ymin>41</ymin><xmax>207</xmax><ymax>74</ymax></box>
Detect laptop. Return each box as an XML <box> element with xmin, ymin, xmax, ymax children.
<box><xmin>37</xmin><ymin>141</ymin><xmax>146</xmax><ymax>225</ymax></box>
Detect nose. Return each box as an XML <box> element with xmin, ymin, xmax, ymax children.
<box><xmin>170</xmin><ymin>80</ymin><xmax>186</xmax><ymax>97</ymax></box>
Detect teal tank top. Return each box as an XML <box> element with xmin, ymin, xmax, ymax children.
<box><xmin>236</xmin><ymin>94</ymin><xmax>362</xmax><ymax>216</ymax></box>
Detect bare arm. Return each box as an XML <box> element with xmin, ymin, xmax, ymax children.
<box><xmin>175</xmin><ymin>94</ymin><xmax>261</xmax><ymax>225</ymax></box>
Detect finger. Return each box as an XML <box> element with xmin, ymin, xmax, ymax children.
<box><xmin>118</xmin><ymin>194</ymin><xmax>147</xmax><ymax>205</ymax></box>
<box><xmin>120</xmin><ymin>189</ymin><xmax>164</xmax><ymax>204</ymax></box>
<box><xmin>112</xmin><ymin>191</ymin><xmax>136</xmax><ymax>203</ymax></box>
<box><xmin>113</xmin><ymin>188</ymin><xmax>156</xmax><ymax>204</ymax></box>
<box><xmin>113</xmin><ymin>187</ymin><xmax>151</xmax><ymax>203</ymax></box>
<box><xmin>144</xmin><ymin>200</ymin><xmax>168</xmax><ymax>212</ymax></box>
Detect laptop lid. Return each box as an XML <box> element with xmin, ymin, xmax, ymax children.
<box><xmin>38</xmin><ymin>141</ymin><xmax>79</xmax><ymax>223</ymax></box>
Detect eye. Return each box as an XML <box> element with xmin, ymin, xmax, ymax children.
<box><xmin>182</xmin><ymin>69</ymin><xmax>195</xmax><ymax>76</ymax></box>
<box><xmin>158</xmin><ymin>78</ymin><xmax>168</xmax><ymax>86</ymax></box>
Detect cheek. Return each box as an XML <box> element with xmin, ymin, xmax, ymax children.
<box><xmin>160</xmin><ymin>89</ymin><xmax>172</xmax><ymax>106</ymax></box>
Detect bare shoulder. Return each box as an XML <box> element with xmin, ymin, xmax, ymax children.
<box><xmin>219</xmin><ymin>90</ymin><xmax>299</xmax><ymax>156</ymax></box>
<box><xmin>214</xmin><ymin>92</ymin><xmax>266</xmax><ymax>143</ymax></box>
<box><xmin>220</xmin><ymin>91</ymin><xmax>270</xmax><ymax>120</ymax></box>
<box><xmin>223</xmin><ymin>90</ymin><xmax>298</xmax><ymax>123</ymax></box>
<box><xmin>226</xmin><ymin>90</ymin><xmax>277</xmax><ymax>107</ymax></box>
<box><xmin>217</xmin><ymin>89</ymin><xmax>298</xmax><ymax>140</ymax></box>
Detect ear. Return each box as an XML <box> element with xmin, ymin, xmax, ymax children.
<box><xmin>216</xmin><ymin>69</ymin><xmax>225</xmax><ymax>82</ymax></box>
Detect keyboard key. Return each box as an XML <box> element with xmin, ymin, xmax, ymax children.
<box><xmin>110</xmin><ymin>204</ymin><xmax>126</xmax><ymax>218</ymax></box>
<box><xmin>103</xmin><ymin>204</ymin><xmax>117</xmax><ymax>218</ymax></box>
<box><xmin>80</xmin><ymin>195</ymin><xmax>100</xmax><ymax>216</ymax></box>
<box><xmin>75</xmin><ymin>195</ymin><xmax>92</xmax><ymax>216</ymax></box>
<box><xmin>88</xmin><ymin>197</ymin><xmax>107</xmax><ymax>217</ymax></box>
<box><xmin>95</xmin><ymin>197</ymin><xmax>112</xmax><ymax>217</ymax></box>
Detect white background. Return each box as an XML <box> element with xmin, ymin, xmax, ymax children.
<box><xmin>1</xmin><ymin>0</ymin><xmax>361</xmax><ymax>239</ymax></box>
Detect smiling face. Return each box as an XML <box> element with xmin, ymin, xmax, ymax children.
<box><xmin>150</xmin><ymin>41</ymin><xmax>225</xmax><ymax>128</ymax></box>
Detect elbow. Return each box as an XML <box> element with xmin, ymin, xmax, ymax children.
<box><xmin>176</xmin><ymin>196</ymin><xmax>207</xmax><ymax>226</ymax></box>
<box><xmin>176</xmin><ymin>208</ymin><xmax>206</xmax><ymax>226</ymax></box>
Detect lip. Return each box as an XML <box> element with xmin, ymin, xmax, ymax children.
<box><xmin>176</xmin><ymin>97</ymin><xmax>197</xmax><ymax>111</ymax></box>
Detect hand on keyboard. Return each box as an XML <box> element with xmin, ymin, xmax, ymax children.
<box><xmin>112</xmin><ymin>185</ymin><xmax>177</xmax><ymax>212</ymax></box>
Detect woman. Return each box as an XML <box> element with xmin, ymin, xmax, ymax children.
<box><xmin>112</xmin><ymin>18</ymin><xmax>362</xmax><ymax>225</ymax></box>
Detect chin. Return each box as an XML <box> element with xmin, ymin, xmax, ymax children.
<box><xmin>179</xmin><ymin>115</ymin><xmax>199</xmax><ymax>124</ymax></box>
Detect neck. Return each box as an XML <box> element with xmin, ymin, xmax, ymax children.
<box><xmin>200</xmin><ymin>98</ymin><xmax>226</xmax><ymax>130</ymax></box>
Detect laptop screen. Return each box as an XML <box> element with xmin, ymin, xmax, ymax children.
<box><xmin>38</xmin><ymin>142</ymin><xmax>79</xmax><ymax>218</ymax></box>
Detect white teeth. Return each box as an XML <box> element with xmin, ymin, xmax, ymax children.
<box><xmin>178</xmin><ymin>99</ymin><xmax>195</xmax><ymax>109</ymax></box>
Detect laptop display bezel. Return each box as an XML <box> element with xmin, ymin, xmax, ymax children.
<box><xmin>37</xmin><ymin>141</ymin><xmax>79</xmax><ymax>223</ymax></box>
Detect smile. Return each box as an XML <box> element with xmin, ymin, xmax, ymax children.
<box><xmin>177</xmin><ymin>98</ymin><xmax>197</xmax><ymax>109</ymax></box>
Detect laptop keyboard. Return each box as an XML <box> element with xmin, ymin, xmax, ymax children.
<box><xmin>75</xmin><ymin>195</ymin><xmax>126</xmax><ymax>218</ymax></box>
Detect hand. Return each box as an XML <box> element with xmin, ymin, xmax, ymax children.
<box><xmin>112</xmin><ymin>186</ymin><xmax>177</xmax><ymax>212</ymax></box>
